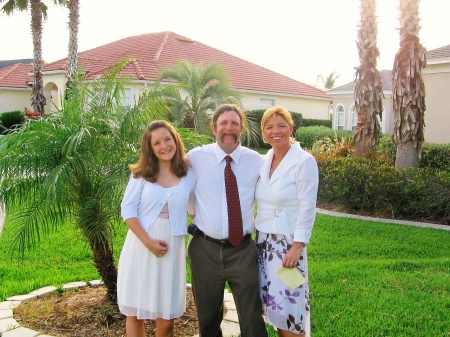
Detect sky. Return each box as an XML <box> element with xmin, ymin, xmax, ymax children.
<box><xmin>1</xmin><ymin>0</ymin><xmax>449</xmax><ymax>88</ymax></box>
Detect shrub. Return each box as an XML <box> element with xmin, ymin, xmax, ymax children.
<box><xmin>296</xmin><ymin>126</ymin><xmax>353</xmax><ymax>149</ymax></box>
<box><xmin>378</xmin><ymin>135</ymin><xmax>450</xmax><ymax>172</ymax></box>
<box><xmin>420</xmin><ymin>143</ymin><xmax>450</xmax><ymax>172</ymax></box>
<box><xmin>302</xmin><ymin>118</ymin><xmax>332</xmax><ymax>128</ymax></box>
<box><xmin>0</xmin><ymin>110</ymin><xmax>25</xmax><ymax>135</ymax></box>
<box><xmin>317</xmin><ymin>155</ymin><xmax>450</xmax><ymax>224</ymax></box>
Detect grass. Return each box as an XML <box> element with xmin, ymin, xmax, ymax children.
<box><xmin>1</xmin><ymin>214</ymin><xmax>449</xmax><ymax>336</ymax></box>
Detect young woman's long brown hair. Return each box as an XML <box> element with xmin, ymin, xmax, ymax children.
<box><xmin>130</xmin><ymin>120</ymin><xmax>188</xmax><ymax>182</ymax></box>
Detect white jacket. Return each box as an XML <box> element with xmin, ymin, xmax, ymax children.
<box><xmin>255</xmin><ymin>142</ymin><xmax>318</xmax><ymax>243</ymax></box>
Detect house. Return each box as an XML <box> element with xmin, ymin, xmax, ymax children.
<box><xmin>422</xmin><ymin>44</ymin><xmax>450</xmax><ymax>144</ymax></box>
<box><xmin>0</xmin><ymin>31</ymin><xmax>331</xmax><ymax>119</ymax></box>
<box><xmin>326</xmin><ymin>69</ymin><xmax>393</xmax><ymax>134</ymax></box>
<box><xmin>327</xmin><ymin>44</ymin><xmax>450</xmax><ymax>144</ymax></box>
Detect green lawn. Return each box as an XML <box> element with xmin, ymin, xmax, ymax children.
<box><xmin>1</xmin><ymin>214</ymin><xmax>449</xmax><ymax>336</ymax></box>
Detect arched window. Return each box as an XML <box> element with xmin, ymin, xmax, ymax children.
<box><xmin>336</xmin><ymin>105</ymin><xmax>345</xmax><ymax>130</ymax></box>
<box><xmin>350</xmin><ymin>105</ymin><xmax>357</xmax><ymax>131</ymax></box>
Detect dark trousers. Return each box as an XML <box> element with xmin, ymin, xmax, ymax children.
<box><xmin>188</xmin><ymin>235</ymin><xmax>268</xmax><ymax>337</ymax></box>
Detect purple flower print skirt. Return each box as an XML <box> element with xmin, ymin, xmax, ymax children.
<box><xmin>257</xmin><ymin>232</ymin><xmax>310</xmax><ymax>336</ymax></box>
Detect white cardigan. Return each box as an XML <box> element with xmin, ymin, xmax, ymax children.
<box><xmin>121</xmin><ymin>168</ymin><xmax>196</xmax><ymax>235</ymax></box>
<box><xmin>255</xmin><ymin>142</ymin><xmax>319</xmax><ymax>244</ymax></box>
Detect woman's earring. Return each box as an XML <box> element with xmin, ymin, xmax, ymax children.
<box><xmin>262</xmin><ymin>137</ymin><xmax>268</xmax><ymax>144</ymax></box>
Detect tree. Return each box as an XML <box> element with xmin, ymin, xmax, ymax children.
<box><xmin>316</xmin><ymin>71</ymin><xmax>340</xmax><ymax>89</ymax></box>
<box><xmin>1</xmin><ymin>0</ymin><xmax>65</xmax><ymax>113</ymax></box>
<box><xmin>66</xmin><ymin>0</ymin><xmax>79</xmax><ymax>88</ymax></box>
<box><xmin>0</xmin><ymin>60</ymin><xmax>171</xmax><ymax>302</ymax></box>
<box><xmin>352</xmin><ymin>0</ymin><xmax>384</xmax><ymax>155</ymax></box>
<box><xmin>156</xmin><ymin>60</ymin><xmax>260</xmax><ymax>146</ymax></box>
<box><xmin>392</xmin><ymin>0</ymin><xmax>426</xmax><ymax>168</ymax></box>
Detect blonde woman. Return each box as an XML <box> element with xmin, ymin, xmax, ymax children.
<box><xmin>255</xmin><ymin>106</ymin><xmax>318</xmax><ymax>337</ymax></box>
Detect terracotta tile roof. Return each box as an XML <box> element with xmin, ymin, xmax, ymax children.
<box><xmin>426</xmin><ymin>44</ymin><xmax>450</xmax><ymax>60</ymax></box>
<box><xmin>43</xmin><ymin>31</ymin><xmax>329</xmax><ymax>99</ymax></box>
<box><xmin>0</xmin><ymin>63</ymin><xmax>33</xmax><ymax>89</ymax></box>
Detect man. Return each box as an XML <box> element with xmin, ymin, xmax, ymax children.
<box><xmin>187</xmin><ymin>104</ymin><xmax>268</xmax><ymax>337</ymax></box>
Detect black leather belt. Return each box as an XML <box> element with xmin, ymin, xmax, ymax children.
<box><xmin>197</xmin><ymin>230</ymin><xmax>252</xmax><ymax>247</ymax></box>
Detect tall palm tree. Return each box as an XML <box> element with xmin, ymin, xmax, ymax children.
<box><xmin>1</xmin><ymin>0</ymin><xmax>65</xmax><ymax>113</ymax></box>
<box><xmin>156</xmin><ymin>60</ymin><xmax>260</xmax><ymax>146</ymax></box>
<box><xmin>352</xmin><ymin>0</ymin><xmax>384</xmax><ymax>155</ymax></box>
<box><xmin>392</xmin><ymin>0</ymin><xmax>426</xmax><ymax>168</ymax></box>
<box><xmin>1</xmin><ymin>0</ymin><xmax>66</xmax><ymax>113</ymax></box>
<box><xmin>66</xmin><ymin>0</ymin><xmax>79</xmax><ymax>88</ymax></box>
<box><xmin>0</xmin><ymin>60</ymin><xmax>169</xmax><ymax>302</ymax></box>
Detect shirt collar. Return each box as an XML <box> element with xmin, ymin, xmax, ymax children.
<box><xmin>213</xmin><ymin>142</ymin><xmax>242</xmax><ymax>164</ymax></box>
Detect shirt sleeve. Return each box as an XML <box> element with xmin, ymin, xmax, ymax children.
<box><xmin>293</xmin><ymin>154</ymin><xmax>319</xmax><ymax>243</ymax></box>
<box><xmin>120</xmin><ymin>175</ymin><xmax>144</xmax><ymax>221</ymax></box>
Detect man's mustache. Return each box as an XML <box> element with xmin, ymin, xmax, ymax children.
<box><xmin>220</xmin><ymin>132</ymin><xmax>238</xmax><ymax>142</ymax></box>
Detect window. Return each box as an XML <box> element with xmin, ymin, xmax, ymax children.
<box><xmin>121</xmin><ymin>88</ymin><xmax>134</xmax><ymax>108</ymax></box>
<box><xmin>336</xmin><ymin>105</ymin><xmax>344</xmax><ymax>130</ymax></box>
<box><xmin>350</xmin><ymin>105</ymin><xmax>357</xmax><ymax>131</ymax></box>
<box><xmin>378</xmin><ymin>107</ymin><xmax>385</xmax><ymax>133</ymax></box>
<box><xmin>259</xmin><ymin>98</ymin><xmax>275</xmax><ymax>110</ymax></box>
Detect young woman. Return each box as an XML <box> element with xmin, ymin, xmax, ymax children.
<box><xmin>117</xmin><ymin>120</ymin><xmax>196</xmax><ymax>337</ymax></box>
<box><xmin>255</xmin><ymin>106</ymin><xmax>319</xmax><ymax>337</ymax></box>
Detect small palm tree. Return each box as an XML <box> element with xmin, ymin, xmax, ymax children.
<box><xmin>316</xmin><ymin>71</ymin><xmax>340</xmax><ymax>89</ymax></box>
<box><xmin>0</xmin><ymin>60</ymin><xmax>169</xmax><ymax>302</ymax></box>
<box><xmin>1</xmin><ymin>0</ymin><xmax>66</xmax><ymax>113</ymax></box>
<box><xmin>353</xmin><ymin>0</ymin><xmax>384</xmax><ymax>155</ymax></box>
<box><xmin>392</xmin><ymin>0</ymin><xmax>426</xmax><ymax>168</ymax></box>
<box><xmin>156</xmin><ymin>60</ymin><xmax>260</xmax><ymax>146</ymax></box>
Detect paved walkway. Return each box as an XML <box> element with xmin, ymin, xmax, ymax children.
<box><xmin>1</xmin><ymin>209</ymin><xmax>447</xmax><ymax>337</ymax></box>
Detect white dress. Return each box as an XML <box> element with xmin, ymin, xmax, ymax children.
<box><xmin>117</xmin><ymin>207</ymin><xmax>186</xmax><ymax>320</ymax></box>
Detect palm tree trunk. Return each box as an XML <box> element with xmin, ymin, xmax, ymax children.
<box><xmin>30</xmin><ymin>0</ymin><xmax>46</xmax><ymax>113</ymax></box>
<box><xmin>392</xmin><ymin>0</ymin><xmax>426</xmax><ymax>168</ymax></box>
<box><xmin>353</xmin><ymin>0</ymin><xmax>384</xmax><ymax>155</ymax></box>
<box><xmin>88</xmin><ymin>238</ymin><xmax>118</xmax><ymax>303</ymax></box>
<box><xmin>67</xmin><ymin>0</ymin><xmax>79</xmax><ymax>88</ymax></box>
<box><xmin>395</xmin><ymin>141</ymin><xmax>419</xmax><ymax>168</ymax></box>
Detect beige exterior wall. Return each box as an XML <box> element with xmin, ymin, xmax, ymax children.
<box><xmin>240</xmin><ymin>91</ymin><xmax>331</xmax><ymax>120</ymax></box>
<box><xmin>330</xmin><ymin>92</ymin><xmax>393</xmax><ymax>134</ymax></box>
<box><xmin>0</xmin><ymin>88</ymin><xmax>32</xmax><ymax>113</ymax></box>
<box><xmin>422</xmin><ymin>62</ymin><xmax>450</xmax><ymax>144</ymax></box>
<box><xmin>4</xmin><ymin>73</ymin><xmax>331</xmax><ymax>122</ymax></box>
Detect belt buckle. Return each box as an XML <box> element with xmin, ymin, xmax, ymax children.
<box><xmin>274</xmin><ymin>208</ymin><xmax>281</xmax><ymax>217</ymax></box>
<box><xmin>219</xmin><ymin>239</ymin><xmax>229</xmax><ymax>246</ymax></box>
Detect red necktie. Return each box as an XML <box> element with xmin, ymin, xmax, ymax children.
<box><xmin>224</xmin><ymin>155</ymin><xmax>243</xmax><ymax>247</ymax></box>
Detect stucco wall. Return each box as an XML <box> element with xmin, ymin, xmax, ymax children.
<box><xmin>422</xmin><ymin>63</ymin><xmax>450</xmax><ymax>144</ymax></box>
<box><xmin>0</xmin><ymin>88</ymin><xmax>32</xmax><ymax>113</ymax></box>
<box><xmin>240</xmin><ymin>92</ymin><xmax>331</xmax><ymax>120</ymax></box>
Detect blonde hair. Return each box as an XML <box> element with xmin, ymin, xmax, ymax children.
<box><xmin>261</xmin><ymin>106</ymin><xmax>295</xmax><ymax>144</ymax></box>
<box><xmin>130</xmin><ymin>120</ymin><xmax>188</xmax><ymax>182</ymax></box>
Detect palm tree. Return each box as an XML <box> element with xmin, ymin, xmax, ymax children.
<box><xmin>316</xmin><ymin>71</ymin><xmax>340</xmax><ymax>89</ymax></box>
<box><xmin>1</xmin><ymin>0</ymin><xmax>66</xmax><ymax>113</ymax></box>
<box><xmin>66</xmin><ymin>0</ymin><xmax>79</xmax><ymax>88</ymax></box>
<box><xmin>352</xmin><ymin>0</ymin><xmax>384</xmax><ymax>155</ymax></box>
<box><xmin>156</xmin><ymin>60</ymin><xmax>260</xmax><ymax>146</ymax></box>
<box><xmin>0</xmin><ymin>60</ymin><xmax>170</xmax><ymax>302</ymax></box>
<box><xmin>392</xmin><ymin>0</ymin><xmax>426</xmax><ymax>168</ymax></box>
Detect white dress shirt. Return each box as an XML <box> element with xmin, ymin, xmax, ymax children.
<box><xmin>187</xmin><ymin>142</ymin><xmax>263</xmax><ymax>240</ymax></box>
<box><xmin>120</xmin><ymin>168</ymin><xmax>196</xmax><ymax>235</ymax></box>
<box><xmin>255</xmin><ymin>142</ymin><xmax>318</xmax><ymax>244</ymax></box>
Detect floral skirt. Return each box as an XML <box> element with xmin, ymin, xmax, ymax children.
<box><xmin>257</xmin><ymin>231</ymin><xmax>310</xmax><ymax>336</ymax></box>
